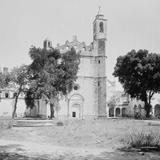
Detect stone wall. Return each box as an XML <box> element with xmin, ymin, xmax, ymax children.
<box><xmin>0</xmin><ymin>98</ymin><xmax>26</xmax><ymax>117</ymax></box>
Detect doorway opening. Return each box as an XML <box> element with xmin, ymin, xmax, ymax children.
<box><xmin>72</xmin><ymin>112</ymin><xmax>76</xmax><ymax>117</ymax></box>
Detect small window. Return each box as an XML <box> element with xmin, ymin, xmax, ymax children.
<box><xmin>13</xmin><ymin>92</ymin><xmax>17</xmax><ymax>98</ymax></box>
<box><xmin>74</xmin><ymin>86</ymin><xmax>78</xmax><ymax>90</ymax></box>
<box><xmin>99</xmin><ymin>22</ymin><xmax>104</xmax><ymax>32</ymax></box>
<box><xmin>72</xmin><ymin>112</ymin><xmax>76</xmax><ymax>117</ymax></box>
<box><xmin>98</xmin><ymin>81</ymin><xmax>100</xmax><ymax>86</ymax></box>
<box><xmin>74</xmin><ymin>84</ymin><xmax>80</xmax><ymax>90</ymax></box>
<box><xmin>82</xmin><ymin>47</ymin><xmax>86</xmax><ymax>51</ymax></box>
<box><xmin>94</xmin><ymin>23</ymin><xmax>96</xmax><ymax>33</ymax></box>
<box><xmin>98</xmin><ymin>60</ymin><xmax>100</xmax><ymax>64</ymax></box>
<box><xmin>5</xmin><ymin>92</ymin><xmax>9</xmax><ymax>98</ymax></box>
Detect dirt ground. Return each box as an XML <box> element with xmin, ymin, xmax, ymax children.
<box><xmin>0</xmin><ymin>119</ymin><xmax>160</xmax><ymax>159</ymax></box>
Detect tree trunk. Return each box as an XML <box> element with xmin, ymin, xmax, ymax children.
<box><xmin>12</xmin><ymin>95</ymin><xmax>19</xmax><ymax>119</ymax></box>
<box><xmin>144</xmin><ymin>102</ymin><xmax>152</xmax><ymax>118</ymax></box>
<box><xmin>50</xmin><ymin>103</ymin><xmax>55</xmax><ymax>119</ymax></box>
<box><xmin>12</xmin><ymin>86</ymin><xmax>22</xmax><ymax>119</ymax></box>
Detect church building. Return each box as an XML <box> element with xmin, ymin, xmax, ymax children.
<box><xmin>0</xmin><ymin>13</ymin><xmax>107</xmax><ymax>119</ymax></box>
<box><xmin>37</xmin><ymin>13</ymin><xmax>107</xmax><ymax>119</ymax></box>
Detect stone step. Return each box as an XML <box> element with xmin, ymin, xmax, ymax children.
<box><xmin>13</xmin><ymin>119</ymin><xmax>56</xmax><ymax>127</ymax></box>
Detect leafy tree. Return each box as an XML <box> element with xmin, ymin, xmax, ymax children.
<box><xmin>24</xmin><ymin>88</ymin><xmax>35</xmax><ymax>109</ymax></box>
<box><xmin>28</xmin><ymin>46</ymin><xmax>80</xmax><ymax>118</ymax></box>
<box><xmin>0</xmin><ymin>71</ymin><xmax>10</xmax><ymax>89</ymax></box>
<box><xmin>0</xmin><ymin>70</ymin><xmax>10</xmax><ymax>108</ymax></box>
<box><xmin>113</xmin><ymin>49</ymin><xmax>160</xmax><ymax>118</ymax></box>
<box><xmin>10</xmin><ymin>65</ymin><xmax>29</xmax><ymax>118</ymax></box>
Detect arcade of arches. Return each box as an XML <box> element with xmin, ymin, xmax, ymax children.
<box><xmin>134</xmin><ymin>104</ymin><xmax>160</xmax><ymax>118</ymax></box>
<box><xmin>109</xmin><ymin>104</ymin><xmax>160</xmax><ymax>118</ymax></box>
<box><xmin>109</xmin><ymin>107</ymin><xmax>127</xmax><ymax>117</ymax></box>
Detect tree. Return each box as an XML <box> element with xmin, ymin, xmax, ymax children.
<box><xmin>0</xmin><ymin>71</ymin><xmax>10</xmax><ymax>89</ymax></box>
<box><xmin>28</xmin><ymin>46</ymin><xmax>80</xmax><ymax>118</ymax></box>
<box><xmin>10</xmin><ymin>65</ymin><xmax>29</xmax><ymax>118</ymax></box>
<box><xmin>113</xmin><ymin>49</ymin><xmax>160</xmax><ymax>118</ymax></box>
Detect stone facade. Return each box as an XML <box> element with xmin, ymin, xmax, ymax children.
<box><xmin>51</xmin><ymin>13</ymin><xmax>107</xmax><ymax>119</ymax></box>
<box><xmin>19</xmin><ymin>13</ymin><xmax>107</xmax><ymax>119</ymax></box>
<box><xmin>0</xmin><ymin>14</ymin><xmax>108</xmax><ymax>119</ymax></box>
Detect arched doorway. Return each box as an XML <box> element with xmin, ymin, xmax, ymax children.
<box><xmin>71</xmin><ymin>103</ymin><xmax>81</xmax><ymax>118</ymax></box>
<box><xmin>122</xmin><ymin>108</ymin><xmax>126</xmax><ymax>117</ymax></box>
<box><xmin>138</xmin><ymin>104</ymin><xmax>141</xmax><ymax>112</ymax></box>
<box><xmin>138</xmin><ymin>104</ymin><xmax>142</xmax><ymax>117</ymax></box>
<box><xmin>68</xmin><ymin>94</ymin><xmax>84</xmax><ymax>119</ymax></box>
<box><xmin>134</xmin><ymin>105</ymin><xmax>137</xmax><ymax>115</ymax></box>
<box><xmin>134</xmin><ymin>105</ymin><xmax>137</xmax><ymax>112</ymax></box>
<box><xmin>154</xmin><ymin>104</ymin><xmax>160</xmax><ymax>118</ymax></box>
<box><xmin>109</xmin><ymin>107</ymin><xmax>114</xmax><ymax>117</ymax></box>
<box><xmin>115</xmin><ymin>108</ymin><xmax>120</xmax><ymax>117</ymax></box>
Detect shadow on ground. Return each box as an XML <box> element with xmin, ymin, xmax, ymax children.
<box><xmin>1</xmin><ymin>119</ymin><xmax>160</xmax><ymax>159</ymax></box>
<box><xmin>0</xmin><ymin>148</ymin><xmax>160</xmax><ymax>160</ymax></box>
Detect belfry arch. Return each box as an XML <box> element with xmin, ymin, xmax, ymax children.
<box><xmin>99</xmin><ymin>22</ymin><xmax>104</xmax><ymax>32</ymax></box>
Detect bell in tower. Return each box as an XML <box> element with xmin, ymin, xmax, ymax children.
<box><xmin>43</xmin><ymin>38</ymin><xmax>52</xmax><ymax>50</ymax></box>
<box><xmin>93</xmin><ymin>13</ymin><xmax>107</xmax><ymax>41</ymax></box>
<box><xmin>93</xmin><ymin>10</ymin><xmax>107</xmax><ymax>56</ymax></box>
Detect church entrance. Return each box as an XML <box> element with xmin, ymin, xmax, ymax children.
<box><xmin>68</xmin><ymin>94</ymin><xmax>84</xmax><ymax>119</ymax></box>
<box><xmin>71</xmin><ymin>104</ymin><xmax>81</xmax><ymax>118</ymax></box>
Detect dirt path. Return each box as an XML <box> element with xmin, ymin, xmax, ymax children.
<box><xmin>0</xmin><ymin>119</ymin><xmax>160</xmax><ymax>159</ymax></box>
<box><xmin>0</xmin><ymin>139</ymin><xmax>109</xmax><ymax>156</ymax></box>
<box><xmin>0</xmin><ymin>139</ymin><xmax>160</xmax><ymax>160</ymax></box>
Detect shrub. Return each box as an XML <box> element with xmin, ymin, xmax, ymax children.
<box><xmin>123</xmin><ymin>130</ymin><xmax>160</xmax><ymax>149</ymax></box>
<box><xmin>56</xmin><ymin>121</ymin><xmax>64</xmax><ymax>126</ymax></box>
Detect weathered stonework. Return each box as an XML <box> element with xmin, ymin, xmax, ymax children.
<box><xmin>0</xmin><ymin>14</ymin><xmax>107</xmax><ymax>119</ymax></box>
<box><xmin>51</xmin><ymin>13</ymin><xmax>107</xmax><ymax>119</ymax></box>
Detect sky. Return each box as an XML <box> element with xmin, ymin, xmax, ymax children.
<box><xmin>0</xmin><ymin>0</ymin><xmax>160</xmax><ymax>89</ymax></box>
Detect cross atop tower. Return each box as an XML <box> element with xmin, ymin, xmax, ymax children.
<box><xmin>97</xmin><ymin>6</ymin><xmax>101</xmax><ymax>15</ymax></box>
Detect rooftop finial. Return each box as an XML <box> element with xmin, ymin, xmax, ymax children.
<box><xmin>97</xmin><ymin>6</ymin><xmax>101</xmax><ymax>15</ymax></box>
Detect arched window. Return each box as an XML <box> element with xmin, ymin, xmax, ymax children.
<box><xmin>109</xmin><ymin>107</ymin><xmax>114</xmax><ymax>117</ymax></box>
<box><xmin>138</xmin><ymin>104</ymin><xmax>142</xmax><ymax>112</ymax></box>
<box><xmin>134</xmin><ymin>105</ymin><xmax>137</xmax><ymax>111</ymax></box>
<box><xmin>115</xmin><ymin>108</ymin><xmax>120</xmax><ymax>117</ymax></box>
<box><xmin>155</xmin><ymin>104</ymin><xmax>160</xmax><ymax>118</ymax></box>
<box><xmin>94</xmin><ymin>23</ymin><xmax>96</xmax><ymax>33</ymax></box>
<box><xmin>5</xmin><ymin>92</ymin><xmax>9</xmax><ymax>98</ymax></box>
<box><xmin>99</xmin><ymin>22</ymin><xmax>104</xmax><ymax>32</ymax></box>
<box><xmin>74</xmin><ymin>84</ymin><xmax>80</xmax><ymax>90</ymax></box>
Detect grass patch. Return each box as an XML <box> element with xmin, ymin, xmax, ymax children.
<box><xmin>122</xmin><ymin>129</ymin><xmax>160</xmax><ymax>151</ymax></box>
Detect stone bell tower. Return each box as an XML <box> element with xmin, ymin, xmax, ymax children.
<box><xmin>93</xmin><ymin>13</ymin><xmax>107</xmax><ymax>117</ymax></box>
<box><xmin>43</xmin><ymin>38</ymin><xmax>52</xmax><ymax>50</ymax></box>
